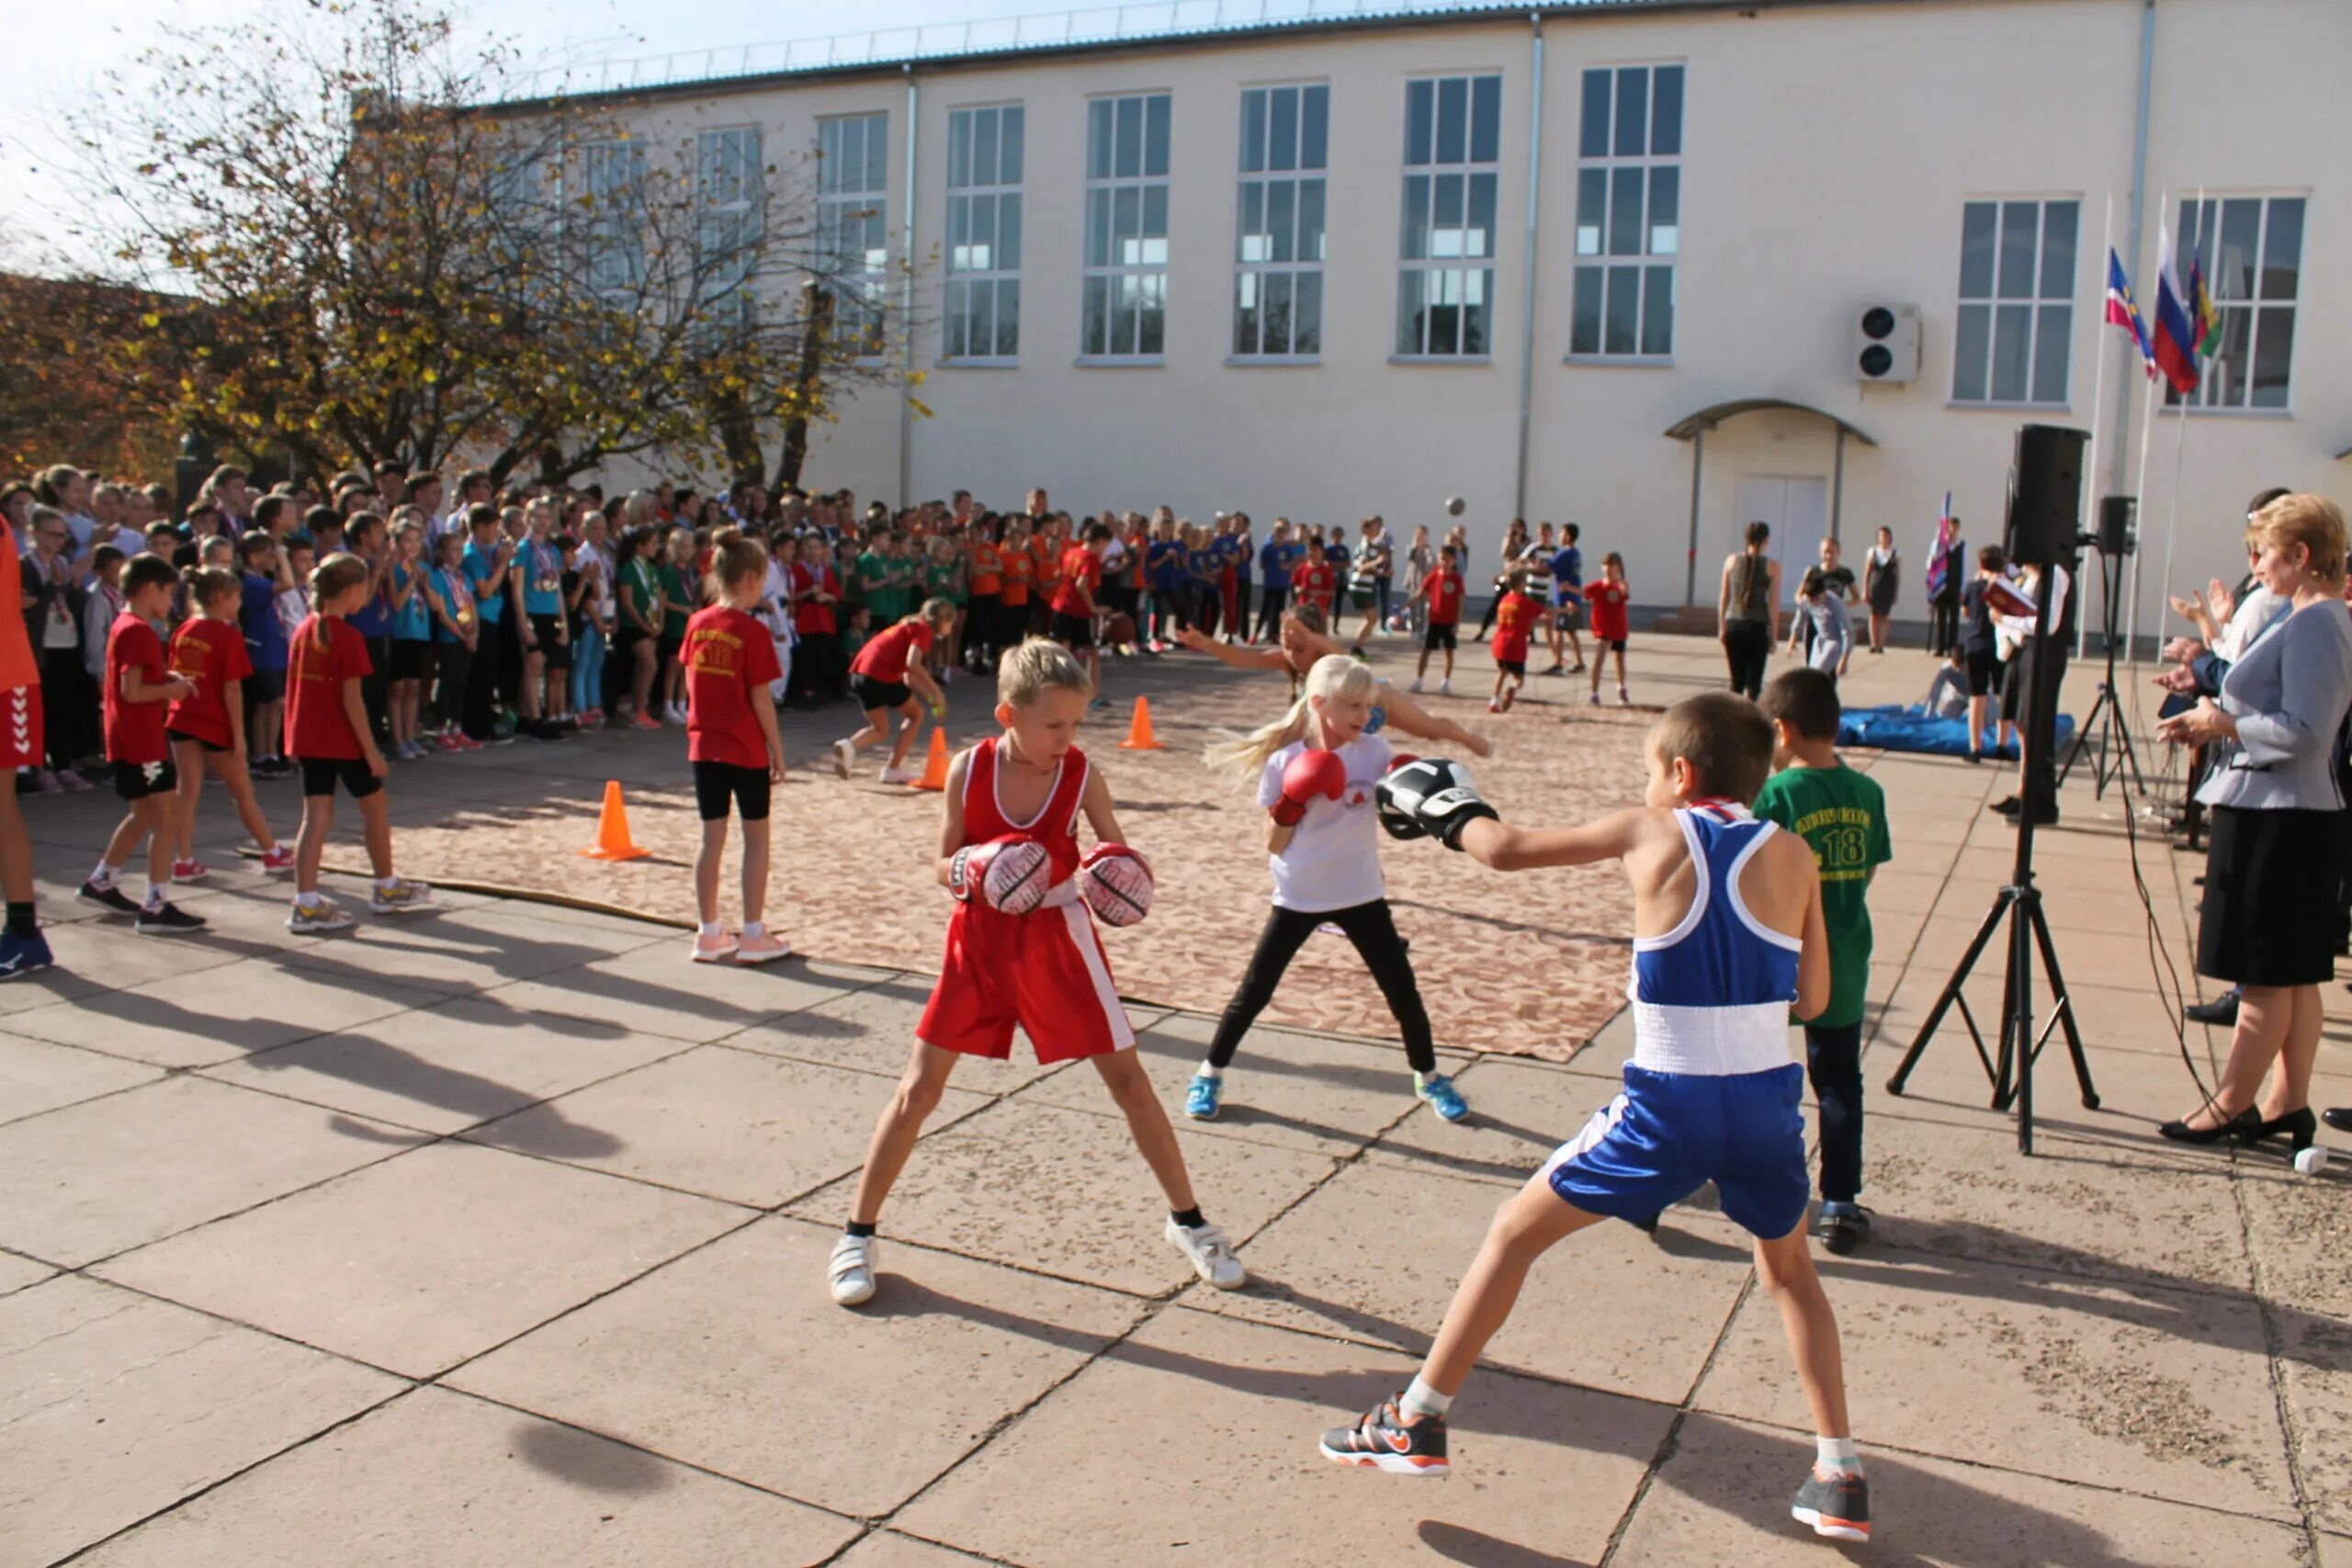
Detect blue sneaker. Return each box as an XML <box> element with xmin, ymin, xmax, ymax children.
<box><xmin>1184</xmin><ymin>1071</ymin><xmax>1224</xmax><ymax>1121</ymax></box>
<box><xmin>0</xmin><ymin>928</ymin><xmax>53</xmax><ymax>981</ymax></box>
<box><xmin>1415</xmin><ymin>1072</ymin><xmax>1470</xmax><ymax>1122</ymax></box>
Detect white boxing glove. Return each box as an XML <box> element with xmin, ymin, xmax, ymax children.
<box><xmin>1079</xmin><ymin>843</ymin><xmax>1154</xmax><ymax>927</ymax></box>
<box><xmin>948</xmin><ymin>836</ymin><xmax>1052</xmax><ymax>914</ymax></box>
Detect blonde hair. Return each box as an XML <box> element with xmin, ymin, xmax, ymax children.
<box><xmin>2246</xmin><ymin>493</ymin><xmax>2347</xmax><ymax>587</ymax></box>
<box><xmin>1206</xmin><ymin>654</ymin><xmax>1377</xmax><ymax>782</ymax></box>
<box><xmin>705</xmin><ymin>525</ymin><xmax>768</xmax><ymax>599</ymax></box>
<box><xmin>914</xmin><ymin>595</ymin><xmax>956</xmax><ymax>630</ymax></box>
<box><xmin>996</xmin><ymin>637</ymin><xmax>1090</xmax><ymax>708</ymax></box>
<box><xmin>308</xmin><ymin>552</ymin><xmax>370</xmax><ymax>653</ymax></box>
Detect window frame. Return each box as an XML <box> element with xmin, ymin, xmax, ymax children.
<box><xmin>939</xmin><ymin>102</ymin><xmax>1024</xmax><ymax>367</ymax></box>
<box><xmin>1080</xmin><ymin>90</ymin><xmax>1173</xmax><ymax>366</ymax></box>
<box><xmin>1394</xmin><ymin>72</ymin><xmax>1503</xmax><ymax>363</ymax></box>
<box><xmin>695</xmin><ymin>125</ymin><xmax>763</xmax><ymax>334</ymax></box>
<box><xmin>1231</xmin><ymin>83</ymin><xmax>1329</xmax><ymax>366</ymax></box>
<box><xmin>817</xmin><ymin>110</ymin><xmax>891</xmax><ymax>363</ymax></box>
<box><xmin>2168</xmin><ymin>191</ymin><xmax>2304</xmax><ymax>416</ymax></box>
<box><xmin>575</xmin><ymin>139</ymin><xmax>648</xmax><ymax>310</ymax></box>
<box><xmin>1948</xmin><ymin>193</ymin><xmax>2081</xmax><ymax>410</ymax></box>
<box><xmin>1566</xmin><ymin>61</ymin><xmax>1684</xmax><ymax>366</ymax></box>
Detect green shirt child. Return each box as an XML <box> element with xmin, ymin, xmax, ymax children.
<box><xmin>1754</xmin><ymin>760</ymin><xmax>1892</xmax><ymax>1028</ymax></box>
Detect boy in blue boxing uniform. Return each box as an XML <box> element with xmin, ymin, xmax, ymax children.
<box><xmin>1321</xmin><ymin>692</ymin><xmax>1868</xmax><ymax>1544</ymax></box>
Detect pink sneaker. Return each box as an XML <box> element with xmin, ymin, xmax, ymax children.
<box><xmin>171</xmin><ymin>859</ymin><xmax>210</xmax><ymax>882</ymax></box>
<box><xmin>689</xmin><ymin>930</ymin><xmax>740</xmax><ymax>964</ymax></box>
<box><xmin>258</xmin><ymin>844</ymin><xmax>296</xmax><ymax>874</ymax></box>
<box><xmin>734</xmin><ymin>931</ymin><xmax>792</xmax><ymax>964</ymax></box>
<box><xmin>632</xmin><ymin>712</ymin><xmax>663</xmax><ymax>732</ymax></box>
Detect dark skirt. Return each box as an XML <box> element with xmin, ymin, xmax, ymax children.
<box><xmin>2197</xmin><ymin>806</ymin><xmax>2346</xmax><ymax>987</ymax></box>
<box><xmin>1867</xmin><ymin>561</ymin><xmax>1900</xmax><ymax>615</ymax></box>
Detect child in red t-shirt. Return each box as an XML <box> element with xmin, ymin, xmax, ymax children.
<box><xmin>167</xmin><ymin>566</ymin><xmax>292</xmax><ymax>882</ymax></box>
<box><xmin>1294</xmin><ymin>548</ymin><xmax>1339</xmax><ymax>625</ymax></box>
<box><xmin>284</xmin><ymin>553</ymin><xmax>432</xmax><ymax>934</ymax></box>
<box><xmin>1487</xmin><ymin>570</ymin><xmax>1539</xmax><ymax>715</ymax></box>
<box><xmin>684</xmin><ymin>528</ymin><xmax>789</xmax><ymax>965</ymax></box>
<box><xmin>80</xmin><ymin>555</ymin><xmax>207</xmax><ymax>934</ymax></box>
<box><xmin>826</xmin><ymin>637</ymin><xmax>1244</xmax><ymax>1310</ymax></box>
<box><xmin>1410</xmin><ymin>544</ymin><xmax>1467</xmax><ymax>695</ymax></box>
<box><xmin>1048</xmin><ymin>522</ymin><xmax>1112</xmax><ymax>702</ymax></box>
<box><xmin>1584</xmin><ymin>551</ymin><xmax>1634</xmax><ymax>708</ymax></box>
<box><xmin>832</xmin><ymin>598</ymin><xmax>955</xmax><ymax>784</ymax></box>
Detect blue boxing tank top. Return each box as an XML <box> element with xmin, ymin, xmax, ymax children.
<box><xmin>1627</xmin><ymin>803</ymin><xmax>1802</xmax><ymax>1076</ymax></box>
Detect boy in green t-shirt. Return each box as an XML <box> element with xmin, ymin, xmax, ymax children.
<box><xmin>1756</xmin><ymin>669</ymin><xmax>1892</xmax><ymax>1256</ymax></box>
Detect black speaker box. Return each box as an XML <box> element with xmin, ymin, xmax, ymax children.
<box><xmin>2006</xmin><ymin>423</ymin><xmax>2088</xmax><ymax>566</ymax></box>
<box><xmin>2096</xmin><ymin>494</ymin><xmax>2137</xmax><ymax>557</ymax></box>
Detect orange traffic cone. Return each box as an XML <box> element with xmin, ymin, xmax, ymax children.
<box><xmin>580</xmin><ymin>781</ymin><xmax>650</xmax><ymax>861</ymax></box>
<box><xmin>1117</xmin><ymin>695</ymin><xmax>1166</xmax><ymax>750</ymax></box>
<box><xmin>910</xmin><ymin>726</ymin><xmax>951</xmax><ymax>790</ymax></box>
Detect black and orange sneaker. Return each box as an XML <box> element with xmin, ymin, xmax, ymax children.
<box><xmin>1792</xmin><ymin>1465</ymin><xmax>1871</xmax><ymax>1541</ymax></box>
<box><xmin>1318</xmin><ymin>1398</ymin><xmax>1450</xmax><ymax>1477</ymax></box>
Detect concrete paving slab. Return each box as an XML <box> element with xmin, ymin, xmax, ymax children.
<box><xmin>788</xmin><ymin>1097</ymin><xmax>1337</xmax><ymax>1296</ymax></box>
<box><xmin>1911</xmin><ymin>916</ymin><xmax>2175</xmax><ymax>986</ymax></box>
<box><xmin>69</xmin><ymin>1386</ymin><xmax>860</xmax><ymax>1568</ymax></box>
<box><xmin>829</xmin><ymin>1532</ymin><xmax>1001</xmax><ymax>1568</ymax></box>
<box><xmin>1368</xmin><ymin>1055</ymin><xmax>1611</xmax><ymax>1187</ymax></box>
<box><xmin>468</xmin><ymin>1043</ymin><xmax>990</xmax><ymax>1206</ymax></box>
<box><xmin>1611</xmin><ymin>1410</ymin><xmax>2312</xmax><ymax>1568</ymax></box>
<box><xmin>1876</xmin><ymin>978</ymin><xmax>2194</xmax><ymax>1057</ymax></box>
<box><xmin>1871</xmin><ymin>1022</ymin><xmax>2222</xmax><ymax>1139</ymax></box>
<box><xmin>0</xmin><ymin>1077</ymin><xmax>423</xmax><ymax>1267</ymax></box>
<box><xmin>449</xmin><ymin>1215</ymin><xmax>1145</xmax><ymax>1517</ymax></box>
<box><xmin>894</xmin><ymin>1304</ymin><xmax>1673</xmax><ymax>1568</ymax></box>
<box><xmin>265</xmin><ymin>904</ymin><xmax>657</xmax><ymax>995</ymax></box>
<box><xmin>2235</xmin><ymin>1162</ymin><xmax>2352</xmax><ymax>1532</ymax></box>
<box><xmin>0</xmin><ymin>1250</ymin><xmax>53</xmax><ymax>1296</ymax></box>
<box><xmin>0</xmin><ymin>1032</ymin><xmax>163</xmax><ymax>1125</ymax></box>
<box><xmin>485</xmin><ymin>953</ymin><xmax>888</xmax><ymax>1043</ymax></box>
<box><xmin>3</xmin><ymin>961</ymin><xmax>446</xmax><ymax>1069</ymax></box>
<box><xmin>722</xmin><ymin>979</ymin><xmax>1069</xmax><ymax>1090</ymax></box>
<box><xmin>97</xmin><ymin>1140</ymin><xmax>743</xmax><ymax>1378</ymax></box>
<box><xmin>1695</xmin><ymin>1247</ymin><xmax>2295</xmax><ymax>1518</ymax></box>
<box><xmin>1182</xmin><ymin>1156</ymin><xmax>1750</xmax><ymax>1404</ymax></box>
<box><xmin>0</xmin><ymin>916</ymin><xmax>243</xmax><ymax>1018</ymax></box>
<box><xmin>200</xmin><ymin>994</ymin><xmax>691</xmax><ymax>1138</ymax></box>
<box><xmin>0</xmin><ymin>1275</ymin><xmax>401</xmax><ymax>1568</ymax></box>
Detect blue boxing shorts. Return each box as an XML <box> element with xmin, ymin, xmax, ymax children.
<box><xmin>1540</xmin><ymin>1063</ymin><xmax>1810</xmax><ymax>1240</ymax></box>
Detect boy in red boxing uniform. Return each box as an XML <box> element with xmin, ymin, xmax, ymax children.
<box><xmin>81</xmin><ymin>555</ymin><xmax>207</xmax><ymax>934</ymax></box>
<box><xmin>828</xmin><ymin>637</ymin><xmax>1246</xmax><ymax>1307</ymax></box>
<box><xmin>1487</xmin><ymin>569</ymin><xmax>1539</xmax><ymax>714</ymax></box>
<box><xmin>1408</xmin><ymin>543</ymin><xmax>1465</xmax><ymax>696</ymax></box>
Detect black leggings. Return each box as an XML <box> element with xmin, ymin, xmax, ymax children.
<box><xmin>1724</xmin><ymin>618</ymin><xmax>1770</xmax><ymax>700</ymax></box>
<box><xmin>1253</xmin><ymin>584</ymin><xmax>1287</xmax><ymax>642</ymax></box>
<box><xmin>1804</xmin><ymin>1021</ymin><xmax>1863</xmax><ymax>1204</ymax></box>
<box><xmin>1206</xmin><ymin>899</ymin><xmax>1436</xmax><ymax>1074</ymax></box>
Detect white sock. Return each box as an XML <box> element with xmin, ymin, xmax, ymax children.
<box><xmin>144</xmin><ymin>883</ymin><xmax>167</xmax><ymax>911</ymax></box>
<box><xmin>1815</xmin><ymin>1435</ymin><xmax>1860</xmax><ymax>1474</ymax></box>
<box><xmin>91</xmin><ymin>860</ymin><xmax>118</xmax><ymax>887</ymax></box>
<box><xmin>741</xmin><ymin>920</ymin><xmax>764</xmax><ymax>939</ymax></box>
<box><xmin>375</xmin><ymin>876</ymin><xmax>400</xmax><ymax>893</ymax></box>
<box><xmin>698</xmin><ymin>921</ymin><xmax>723</xmax><ymax>938</ymax></box>
<box><xmin>1196</xmin><ymin>1061</ymin><xmax>1222</xmax><ymax>1079</ymax></box>
<box><xmin>1400</xmin><ymin>1377</ymin><xmax>1453</xmax><ymax>1420</ymax></box>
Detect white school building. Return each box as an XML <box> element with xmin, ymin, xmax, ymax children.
<box><xmin>510</xmin><ymin>0</ymin><xmax>2350</xmax><ymax>632</ymax></box>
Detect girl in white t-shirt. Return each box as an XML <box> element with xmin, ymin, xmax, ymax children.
<box><xmin>1188</xmin><ymin>655</ymin><xmax>1467</xmax><ymax>1124</ymax></box>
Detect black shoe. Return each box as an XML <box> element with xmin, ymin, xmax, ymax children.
<box><xmin>2240</xmin><ymin>1107</ymin><xmax>2317</xmax><ymax>1155</ymax></box>
<box><xmin>77</xmin><ymin>880</ymin><xmax>141</xmax><ymax>915</ymax></box>
<box><xmin>2324</xmin><ymin>1108</ymin><xmax>2352</xmax><ymax>1134</ymax></box>
<box><xmin>2158</xmin><ymin>1105</ymin><xmax>2261</xmax><ymax>1144</ymax></box>
<box><xmin>134</xmin><ymin>900</ymin><xmax>208</xmax><ymax>936</ymax></box>
<box><xmin>1792</xmin><ymin>1466</ymin><xmax>1871</xmax><ymax>1542</ymax></box>
<box><xmin>2184</xmin><ymin>989</ymin><xmax>2241</xmax><ymax>1028</ymax></box>
<box><xmin>1965</xmin><ymin>750</ymin><xmax>1984</xmax><ymax>764</ymax></box>
<box><xmin>1992</xmin><ymin>795</ymin><xmax>2022</xmax><ymax>817</ymax></box>
<box><xmin>1318</xmin><ymin>1398</ymin><xmax>1450</xmax><ymax>1476</ymax></box>
<box><xmin>1811</xmin><ymin>1203</ymin><xmax>1872</xmax><ymax>1256</ymax></box>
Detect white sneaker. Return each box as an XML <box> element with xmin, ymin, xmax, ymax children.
<box><xmin>369</xmin><ymin>877</ymin><xmax>435</xmax><ymax>915</ymax></box>
<box><xmin>1589</xmin><ymin>690</ymin><xmax>1602</xmax><ymax>705</ymax></box>
<box><xmin>1438</xmin><ymin>679</ymin><xmax>1453</xmax><ymax>695</ymax></box>
<box><xmin>830</xmin><ymin>1233</ymin><xmax>877</xmax><ymax>1306</ymax></box>
<box><xmin>831</xmin><ymin>739</ymin><xmax>854</xmax><ymax>780</ymax></box>
<box><xmin>288</xmin><ymin>897</ymin><xmax>356</xmax><ymax>935</ymax></box>
<box><xmin>1408</xmin><ymin>676</ymin><xmax>1424</xmax><ymax>693</ymax></box>
<box><xmin>1166</xmin><ymin>1218</ymin><xmax>1246</xmax><ymax>1290</ymax></box>
<box><xmin>880</xmin><ymin>764</ymin><xmax>919</xmax><ymax>784</ymax></box>
<box><xmin>1617</xmin><ymin>685</ymin><xmax>1633</xmax><ymax>707</ymax></box>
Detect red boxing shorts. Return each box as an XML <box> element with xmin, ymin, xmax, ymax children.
<box><xmin>918</xmin><ymin>887</ymin><xmax>1136</xmax><ymax>1063</ymax></box>
<box><xmin>0</xmin><ymin>686</ymin><xmax>41</xmax><ymax>770</ymax></box>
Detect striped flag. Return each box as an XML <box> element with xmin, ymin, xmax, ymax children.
<box><xmin>2186</xmin><ymin>253</ymin><xmax>2222</xmax><ymax>360</ymax></box>
<box><xmin>2103</xmin><ymin>248</ymin><xmax>2155</xmax><ymax>376</ymax></box>
<box><xmin>1925</xmin><ymin>491</ymin><xmax>1957</xmax><ymax>600</ymax></box>
<box><xmin>2150</xmin><ymin>229</ymin><xmax>2202</xmax><ymax>395</ymax></box>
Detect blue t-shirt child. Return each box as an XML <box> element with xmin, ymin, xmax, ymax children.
<box><xmin>1551</xmin><ymin>545</ymin><xmax>1584</xmax><ymax>605</ymax></box>
<box><xmin>241</xmin><ymin>570</ymin><xmax>288</xmax><ymax>671</ymax></box>
<box><xmin>1259</xmin><ymin>538</ymin><xmax>1297</xmax><ymax>589</ymax></box>
<box><xmin>1148</xmin><ymin>539</ymin><xmax>1185</xmax><ymax>593</ymax></box>
<box><xmin>463</xmin><ymin>540</ymin><xmax>507</xmax><ymax>626</ymax></box>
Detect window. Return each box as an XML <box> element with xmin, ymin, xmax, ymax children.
<box><xmin>2172</xmin><ymin>195</ymin><xmax>2302</xmax><ymax>411</ymax></box>
<box><xmin>1082</xmin><ymin>93</ymin><xmax>1170</xmax><ymax>359</ymax></box>
<box><xmin>1570</xmin><ymin>63</ymin><xmax>1681</xmax><ymax>358</ymax></box>
<box><xmin>944</xmin><ymin>105</ymin><xmax>1023</xmax><ymax>362</ymax></box>
<box><xmin>1234</xmin><ymin>85</ymin><xmax>1328</xmax><ymax>359</ymax></box>
<box><xmin>578</xmin><ymin>141</ymin><xmax>647</xmax><ymax>306</ymax></box>
<box><xmin>1951</xmin><ymin>198</ymin><xmax>2078</xmax><ymax>405</ymax></box>
<box><xmin>1396</xmin><ymin>74</ymin><xmax>1500</xmax><ymax>357</ymax></box>
<box><xmin>697</xmin><ymin>127</ymin><xmax>763</xmax><ymax>332</ymax></box>
<box><xmin>818</xmin><ymin>112</ymin><xmax>889</xmax><ymax>357</ymax></box>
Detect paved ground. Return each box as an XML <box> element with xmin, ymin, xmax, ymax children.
<box><xmin>2</xmin><ymin>632</ymin><xmax>2346</xmax><ymax>1567</ymax></box>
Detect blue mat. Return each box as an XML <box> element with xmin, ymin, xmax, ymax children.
<box><xmin>1836</xmin><ymin>704</ymin><xmax>2076</xmax><ymax>760</ymax></box>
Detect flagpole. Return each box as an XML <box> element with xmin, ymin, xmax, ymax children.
<box><xmin>2124</xmin><ymin>186</ymin><xmax>2166</xmax><ymax>655</ymax></box>
<box><xmin>2078</xmin><ymin>191</ymin><xmax>2114</xmax><ymax>659</ymax></box>
<box><xmin>2154</xmin><ymin>186</ymin><xmax>2204</xmax><ymax>649</ymax></box>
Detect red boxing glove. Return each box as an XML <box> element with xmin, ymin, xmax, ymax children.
<box><xmin>1080</xmin><ymin>843</ymin><xmax>1154</xmax><ymax>927</ymax></box>
<box><xmin>1272</xmin><ymin>747</ymin><xmax>1349</xmax><ymax>827</ymax></box>
<box><xmin>947</xmin><ymin>836</ymin><xmax>1051</xmax><ymax>914</ymax></box>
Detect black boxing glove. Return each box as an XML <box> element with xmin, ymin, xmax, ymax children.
<box><xmin>1374</xmin><ymin>757</ymin><xmax>1499</xmax><ymax>851</ymax></box>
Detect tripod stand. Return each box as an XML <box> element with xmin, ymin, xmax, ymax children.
<box><xmin>2057</xmin><ymin>544</ymin><xmax>2145</xmax><ymax>799</ymax></box>
<box><xmin>1888</xmin><ymin>551</ymin><xmax>2100</xmax><ymax>1153</ymax></box>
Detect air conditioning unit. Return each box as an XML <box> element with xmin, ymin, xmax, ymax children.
<box><xmin>1854</xmin><ymin>304</ymin><xmax>1921</xmax><ymax>384</ymax></box>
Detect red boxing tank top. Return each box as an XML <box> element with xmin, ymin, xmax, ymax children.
<box><xmin>962</xmin><ymin>737</ymin><xmax>1088</xmax><ymax>886</ymax></box>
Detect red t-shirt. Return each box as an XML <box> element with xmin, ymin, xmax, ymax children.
<box><xmin>166</xmin><ymin>617</ymin><xmax>254</xmax><ymax>749</ymax></box>
<box><xmin>1000</xmin><ymin>548</ymin><xmax>1034</xmax><ymax>607</ymax></box>
<box><xmin>1492</xmin><ymin>592</ymin><xmax>1539</xmax><ymax>663</ymax></box>
<box><xmin>1050</xmin><ymin>547</ymin><xmax>1101</xmax><ymax>617</ymax></box>
<box><xmin>285</xmin><ymin>613</ymin><xmax>373</xmax><ymax>760</ymax></box>
<box><xmin>684</xmin><ymin>605</ymin><xmax>784</xmax><ymax>768</ymax></box>
<box><xmin>1422</xmin><ymin>569</ymin><xmax>1464</xmax><ymax>625</ymax></box>
<box><xmin>851</xmin><ymin>620</ymin><xmax>934</xmax><ymax>684</ymax></box>
<box><xmin>1586</xmin><ymin>580</ymin><xmax>1632</xmax><ymax>641</ymax></box>
<box><xmin>1295</xmin><ymin>561</ymin><xmax>1336</xmax><ymax>610</ymax></box>
<box><xmin>104</xmin><ymin>613</ymin><xmax>171</xmax><ymax>765</ymax></box>
<box><xmin>791</xmin><ymin>562</ymin><xmax>838</xmax><ymax>637</ymax></box>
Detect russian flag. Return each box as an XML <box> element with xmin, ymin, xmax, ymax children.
<box><xmin>2150</xmin><ymin>231</ymin><xmax>2201</xmax><ymax>395</ymax></box>
<box><xmin>2103</xmin><ymin>249</ymin><xmax>2155</xmax><ymax>377</ymax></box>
